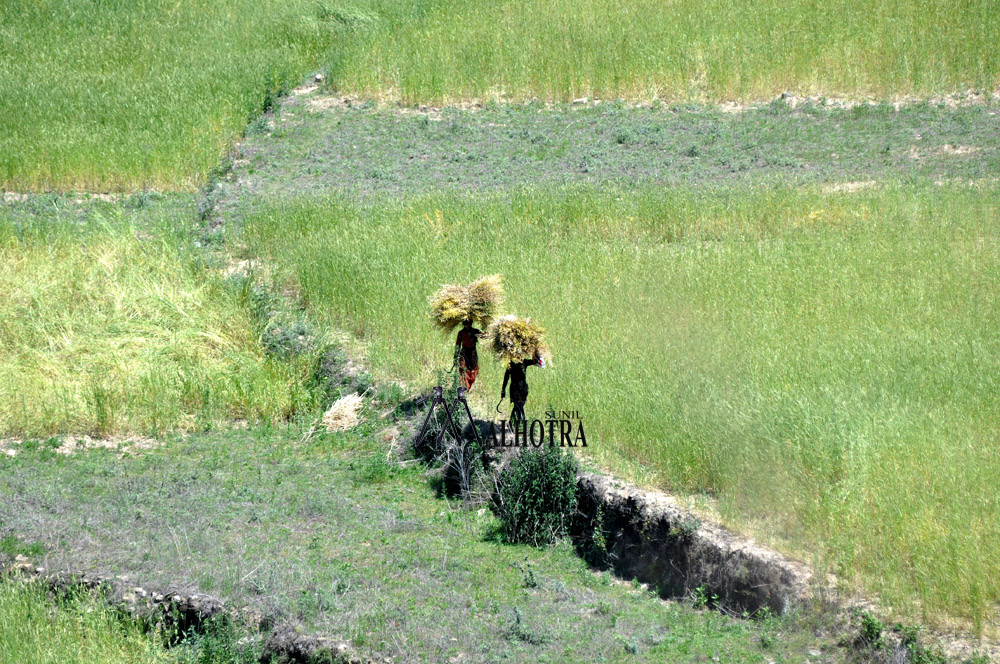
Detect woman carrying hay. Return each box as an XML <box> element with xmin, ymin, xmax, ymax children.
<box><xmin>428</xmin><ymin>275</ymin><xmax>504</xmax><ymax>392</ymax></box>
<box><xmin>455</xmin><ymin>319</ymin><xmax>482</xmax><ymax>390</ymax></box>
<box><xmin>486</xmin><ymin>315</ymin><xmax>549</xmax><ymax>427</ymax></box>
<box><xmin>501</xmin><ymin>349</ymin><xmax>546</xmax><ymax>426</ymax></box>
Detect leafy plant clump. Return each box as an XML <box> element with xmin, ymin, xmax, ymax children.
<box><xmin>492</xmin><ymin>445</ymin><xmax>578</xmax><ymax>546</ymax></box>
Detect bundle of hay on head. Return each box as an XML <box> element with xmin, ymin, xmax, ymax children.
<box><xmin>466</xmin><ymin>274</ymin><xmax>504</xmax><ymax>325</ymax></box>
<box><xmin>428</xmin><ymin>275</ymin><xmax>505</xmax><ymax>332</ymax></box>
<box><xmin>484</xmin><ymin>314</ymin><xmax>551</xmax><ymax>366</ymax></box>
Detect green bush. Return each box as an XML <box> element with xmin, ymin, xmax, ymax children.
<box><xmin>492</xmin><ymin>445</ymin><xmax>579</xmax><ymax>546</ymax></box>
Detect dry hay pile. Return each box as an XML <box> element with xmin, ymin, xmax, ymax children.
<box><xmin>484</xmin><ymin>314</ymin><xmax>551</xmax><ymax>366</ymax></box>
<box><xmin>322</xmin><ymin>393</ymin><xmax>364</xmax><ymax>432</ymax></box>
<box><xmin>428</xmin><ymin>274</ymin><xmax>504</xmax><ymax>332</ymax></box>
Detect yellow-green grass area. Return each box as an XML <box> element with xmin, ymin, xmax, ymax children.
<box><xmin>0</xmin><ymin>0</ymin><xmax>340</xmax><ymax>191</ymax></box>
<box><xmin>0</xmin><ymin>198</ymin><xmax>317</xmax><ymax>437</ymax></box>
<box><xmin>0</xmin><ymin>575</ymin><xmax>252</xmax><ymax>664</ymax></box>
<box><xmin>242</xmin><ymin>183</ymin><xmax>1000</xmax><ymax>631</ymax></box>
<box><xmin>322</xmin><ymin>0</ymin><xmax>1000</xmax><ymax>105</ymax></box>
<box><xmin>0</xmin><ymin>576</ymin><xmax>177</xmax><ymax>664</ymax></box>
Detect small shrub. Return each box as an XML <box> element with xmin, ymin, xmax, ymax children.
<box><xmin>894</xmin><ymin>623</ymin><xmax>948</xmax><ymax>664</ymax></box>
<box><xmin>172</xmin><ymin>614</ymin><xmax>261</xmax><ymax>664</ymax></box>
<box><xmin>357</xmin><ymin>452</ymin><xmax>393</xmax><ymax>484</ymax></box>
<box><xmin>691</xmin><ymin>584</ymin><xmax>718</xmax><ymax>610</ymax></box>
<box><xmin>588</xmin><ymin>503</ymin><xmax>610</xmax><ymax>566</ymax></box>
<box><xmin>503</xmin><ymin>607</ymin><xmax>548</xmax><ymax>645</ymax></box>
<box><xmin>669</xmin><ymin>514</ymin><xmax>701</xmax><ymax>541</ymax></box>
<box><xmin>491</xmin><ymin>445</ymin><xmax>579</xmax><ymax>546</ymax></box>
<box><xmin>856</xmin><ymin>611</ymin><xmax>885</xmax><ymax>650</ymax></box>
<box><xmin>511</xmin><ymin>556</ymin><xmax>538</xmax><ymax>588</ymax></box>
<box><xmin>614</xmin><ymin>128</ymin><xmax>636</xmax><ymax>145</ymax></box>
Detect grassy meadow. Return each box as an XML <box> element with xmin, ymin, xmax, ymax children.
<box><xmin>3</xmin><ymin>0</ymin><xmax>999</xmax><ymax>651</ymax></box>
<box><xmin>0</xmin><ymin>424</ymin><xmax>849</xmax><ymax>663</ymax></box>
<box><xmin>241</xmin><ymin>182</ymin><xmax>1000</xmax><ymax>628</ymax></box>
<box><xmin>2</xmin><ymin>0</ymin><xmax>997</xmax><ymax>190</ymax></box>
<box><xmin>0</xmin><ymin>577</ymin><xmax>176</xmax><ymax>664</ymax></box>
<box><xmin>322</xmin><ymin>0</ymin><xmax>999</xmax><ymax>104</ymax></box>
<box><xmin>0</xmin><ymin>0</ymin><xmax>339</xmax><ymax>191</ymax></box>
<box><xmin>0</xmin><ymin>197</ymin><xmax>318</xmax><ymax>437</ymax></box>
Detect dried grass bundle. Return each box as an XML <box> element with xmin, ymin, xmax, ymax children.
<box><xmin>428</xmin><ymin>275</ymin><xmax>505</xmax><ymax>331</ymax></box>
<box><xmin>322</xmin><ymin>393</ymin><xmax>364</xmax><ymax>432</ymax></box>
<box><xmin>428</xmin><ymin>283</ymin><xmax>470</xmax><ymax>331</ymax></box>
<box><xmin>466</xmin><ymin>274</ymin><xmax>504</xmax><ymax>324</ymax></box>
<box><xmin>484</xmin><ymin>314</ymin><xmax>551</xmax><ymax>366</ymax></box>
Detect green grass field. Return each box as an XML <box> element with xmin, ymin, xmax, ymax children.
<box><xmin>1</xmin><ymin>0</ymin><xmax>997</xmax><ymax>190</ymax></box>
<box><xmin>3</xmin><ymin>0</ymin><xmax>999</xmax><ymax>652</ymax></box>
<box><xmin>0</xmin><ymin>196</ymin><xmax>318</xmax><ymax>437</ymax></box>
<box><xmin>241</xmin><ymin>182</ymin><xmax>1000</xmax><ymax>628</ymax></box>
<box><xmin>0</xmin><ymin>424</ymin><xmax>850</xmax><ymax>663</ymax></box>
<box><xmin>0</xmin><ymin>0</ymin><xmax>338</xmax><ymax>191</ymax></box>
<box><xmin>0</xmin><ymin>575</ymin><xmax>264</xmax><ymax>664</ymax></box>
<box><xmin>0</xmin><ymin>577</ymin><xmax>176</xmax><ymax>664</ymax></box>
<box><xmin>322</xmin><ymin>0</ymin><xmax>1000</xmax><ymax>105</ymax></box>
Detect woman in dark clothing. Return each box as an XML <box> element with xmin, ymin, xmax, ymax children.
<box><xmin>455</xmin><ymin>319</ymin><xmax>482</xmax><ymax>390</ymax></box>
<box><xmin>501</xmin><ymin>350</ymin><xmax>544</xmax><ymax>426</ymax></box>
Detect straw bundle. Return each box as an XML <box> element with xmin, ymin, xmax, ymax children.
<box><xmin>466</xmin><ymin>274</ymin><xmax>504</xmax><ymax>324</ymax></box>
<box><xmin>428</xmin><ymin>275</ymin><xmax>505</xmax><ymax>331</ymax></box>
<box><xmin>322</xmin><ymin>393</ymin><xmax>364</xmax><ymax>432</ymax></box>
<box><xmin>484</xmin><ymin>314</ymin><xmax>551</xmax><ymax>366</ymax></box>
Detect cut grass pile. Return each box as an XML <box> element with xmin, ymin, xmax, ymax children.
<box><xmin>322</xmin><ymin>0</ymin><xmax>1000</xmax><ymax>104</ymax></box>
<box><xmin>0</xmin><ymin>197</ymin><xmax>317</xmax><ymax>437</ymax></box>
<box><xmin>0</xmin><ymin>0</ymin><xmax>339</xmax><ymax>191</ymax></box>
<box><xmin>241</xmin><ymin>182</ymin><xmax>1000</xmax><ymax>629</ymax></box>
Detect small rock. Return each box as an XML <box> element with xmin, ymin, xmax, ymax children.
<box><xmin>314</xmin><ymin>73</ymin><xmax>325</xmax><ymax>82</ymax></box>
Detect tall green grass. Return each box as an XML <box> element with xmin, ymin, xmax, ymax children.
<box><xmin>243</xmin><ymin>183</ymin><xmax>1000</xmax><ymax>628</ymax></box>
<box><xmin>324</xmin><ymin>0</ymin><xmax>1000</xmax><ymax>104</ymax></box>
<box><xmin>0</xmin><ymin>0</ymin><xmax>338</xmax><ymax>191</ymax></box>
<box><xmin>3</xmin><ymin>0</ymin><xmax>996</xmax><ymax>190</ymax></box>
<box><xmin>0</xmin><ymin>577</ymin><xmax>174</xmax><ymax>664</ymax></box>
<box><xmin>0</xmin><ymin>202</ymin><xmax>317</xmax><ymax>437</ymax></box>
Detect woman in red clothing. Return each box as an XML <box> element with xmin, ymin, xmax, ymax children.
<box><xmin>455</xmin><ymin>319</ymin><xmax>482</xmax><ymax>390</ymax></box>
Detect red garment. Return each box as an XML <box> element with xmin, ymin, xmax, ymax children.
<box><xmin>456</xmin><ymin>327</ymin><xmax>481</xmax><ymax>390</ymax></box>
<box><xmin>459</xmin><ymin>354</ymin><xmax>479</xmax><ymax>390</ymax></box>
<box><xmin>456</xmin><ymin>328</ymin><xmax>479</xmax><ymax>348</ymax></box>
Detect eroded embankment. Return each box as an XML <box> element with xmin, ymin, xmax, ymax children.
<box><xmin>570</xmin><ymin>471</ymin><xmax>816</xmax><ymax>614</ymax></box>
<box><xmin>0</xmin><ymin>559</ymin><xmax>370</xmax><ymax>664</ymax></box>
<box><xmin>562</xmin><ymin>468</ymin><xmax>1000</xmax><ymax>662</ymax></box>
